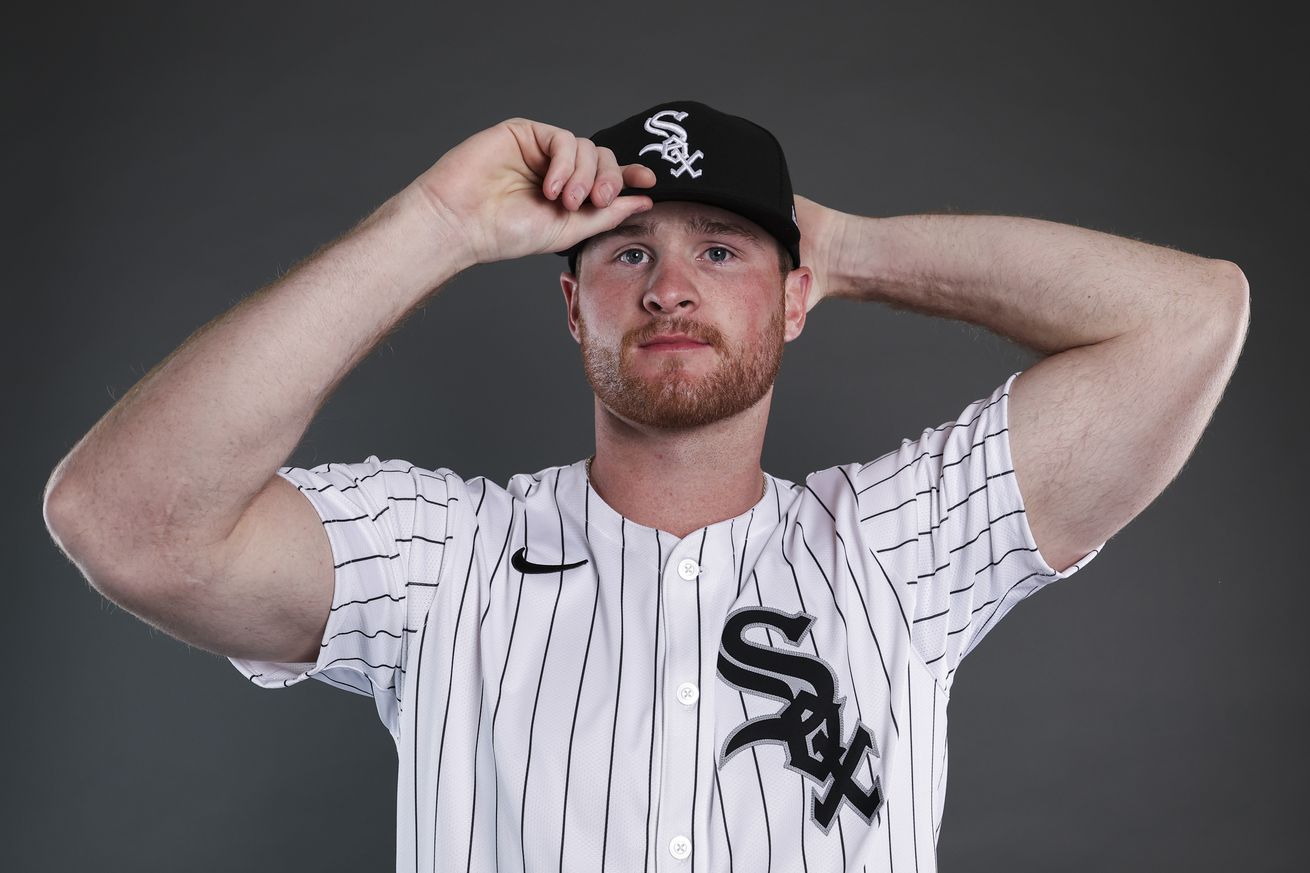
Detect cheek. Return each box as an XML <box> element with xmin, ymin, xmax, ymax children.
<box><xmin>734</xmin><ymin>281</ymin><xmax>787</xmax><ymax>334</ymax></box>
<box><xmin>576</xmin><ymin>305</ymin><xmax>625</xmax><ymax>352</ymax></box>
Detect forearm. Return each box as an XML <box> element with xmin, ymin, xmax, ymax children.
<box><xmin>825</xmin><ymin>211</ymin><xmax>1239</xmax><ymax>355</ymax></box>
<box><xmin>44</xmin><ymin>184</ymin><xmax>464</xmax><ymax>578</ymax></box>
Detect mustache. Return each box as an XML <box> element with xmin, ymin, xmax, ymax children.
<box><xmin>627</xmin><ymin>318</ymin><xmax>725</xmax><ymax>349</ymax></box>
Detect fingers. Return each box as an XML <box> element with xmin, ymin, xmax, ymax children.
<box><xmin>560</xmin><ymin>138</ymin><xmax>600</xmax><ymax>211</ymax></box>
<box><xmin>538</xmin><ymin>126</ymin><xmax>655</xmax><ymax>212</ymax></box>
<box><xmin>536</xmin><ymin>129</ymin><xmax>599</xmax><ymax>212</ymax></box>
<box><xmin>539</xmin><ymin>126</ymin><xmax>577</xmax><ymax>202</ymax></box>
<box><xmin>567</xmin><ymin>193</ymin><xmax>654</xmax><ymax>240</ymax></box>
<box><xmin>591</xmin><ymin>146</ymin><xmax>624</xmax><ymax>208</ymax></box>
<box><xmin>621</xmin><ymin>163</ymin><xmax>657</xmax><ymax>190</ymax></box>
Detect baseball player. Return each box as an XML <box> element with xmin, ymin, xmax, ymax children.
<box><xmin>43</xmin><ymin>100</ymin><xmax>1248</xmax><ymax>872</ymax></box>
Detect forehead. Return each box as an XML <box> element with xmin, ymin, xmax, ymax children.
<box><xmin>584</xmin><ymin>201</ymin><xmax>772</xmax><ymax>251</ymax></box>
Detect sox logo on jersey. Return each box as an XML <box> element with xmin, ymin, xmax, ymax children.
<box><xmin>717</xmin><ymin>606</ymin><xmax>885</xmax><ymax>832</ymax></box>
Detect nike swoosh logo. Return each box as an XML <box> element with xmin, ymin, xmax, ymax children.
<box><xmin>511</xmin><ymin>547</ymin><xmax>589</xmax><ymax>575</ymax></box>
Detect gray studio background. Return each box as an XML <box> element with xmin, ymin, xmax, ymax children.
<box><xmin>7</xmin><ymin>2</ymin><xmax>1303</xmax><ymax>871</ymax></box>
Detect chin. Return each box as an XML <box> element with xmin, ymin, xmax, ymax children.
<box><xmin>605</xmin><ymin>374</ymin><xmax>769</xmax><ymax>430</ymax></box>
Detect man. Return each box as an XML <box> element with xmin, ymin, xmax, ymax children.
<box><xmin>43</xmin><ymin>101</ymin><xmax>1248</xmax><ymax>872</ymax></box>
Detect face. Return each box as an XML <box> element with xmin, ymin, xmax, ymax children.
<box><xmin>560</xmin><ymin>201</ymin><xmax>811</xmax><ymax>430</ymax></box>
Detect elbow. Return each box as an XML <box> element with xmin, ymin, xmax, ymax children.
<box><xmin>43</xmin><ymin>466</ymin><xmax>83</xmax><ymax>556</ymax></box>
<box><xmin>1205</xmin><ymin>259</ymin><xmax>1251</xmax><ymax>343</ymax></box>
<box><xmin>43</xmin><ymin>472</ymin><xmax>111</xmax><ymax>593</ymax></box>
<box><xmin>43</xmin><ymin>474</ymin><xmax>114</xmax><ymax>601</ymax></box>
<box><xmin>44</xmin><ymin>464</ymin><xmax>215</xmax><ymax>605</ymax></box>
<box><xmin>1182</xmin><ymin>260</ymin><xmax>1250</xmax><ymax>379</ymax></box>
<box><xmin>43</xmin><ymin>467</ymin><xmax>148</xmax><ymax>600</ymax></box>
<box><xmin>1212</xmin><ymin>259</ymin><xmax>1251</xmax><ymax>310</ymax></box>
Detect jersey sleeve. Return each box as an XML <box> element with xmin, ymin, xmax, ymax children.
<box><xmin>226</xmin><ymin>456</ymin><xmax>453</xmax><ymax>737</ymax></box>
<box><xmin>900</xmin><ymin>370</ymin><xmax>1104</xmax><ymax>691</ymax></box>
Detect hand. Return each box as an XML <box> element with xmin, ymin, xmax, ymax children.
<box><xmin>794</xmin><ymin>194</ymin><xmax>849</xmax><ymax>312</ymax></box>
<box><xmin>405</xmin><ymin>118</ymin><xmax>657</xmax><ymax>269</ymax></box>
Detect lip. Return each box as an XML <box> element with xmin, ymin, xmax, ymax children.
<box><xmin>639</xmin><ymin>333</ymin><xmax>711</xmax><ymax>350</ymax></box>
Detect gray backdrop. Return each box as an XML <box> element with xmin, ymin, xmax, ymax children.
<box><xmin>8</xmin><ymin>2</ymin><xmax>1303</xmax><ymax>871</ymax></box>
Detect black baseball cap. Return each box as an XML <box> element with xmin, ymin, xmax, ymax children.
<box><xmin>558</xmin><ymin>100</ymin><xmax>801</xmax><ymax>273</ymax></box>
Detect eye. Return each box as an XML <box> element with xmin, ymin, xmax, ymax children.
<box><xmin>705</xmin><ymin>246</ymin><xmax>734</xmax><ymax>263</ymax></box>
<box><xmin>617</xmin><ymin>248</ymin><xmax>649</xmax><ymax>265</ymax></box>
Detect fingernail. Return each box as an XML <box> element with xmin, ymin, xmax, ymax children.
<box><xmin>550</xmin><ymin>179</ymin><xmax>563</xmax><ymax>197</ymax></box>
<box><xmin>597</xmin><ymin>184</ymin><xmax>612</xmax><ymax>205</ymax></box>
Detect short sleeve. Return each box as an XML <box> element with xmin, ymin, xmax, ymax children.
<box><xmin>226</xmin><ymin>456</ymin><xmax>452</xmax><ymax>737</ymax></box>
<box><xmin>902</xmin><ymin>371</ymin><xmax>1104</xmax><ymax>691</ymax></box>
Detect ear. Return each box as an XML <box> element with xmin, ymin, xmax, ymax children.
<box><xmin>560</xmin><ymin>271</ymin><xmax>582</xmax><ymax>344</ymax></box>
<box><xmin>782</xmin><ymin>265</ymin><xmax>813</xmax><ymax>343</ymax></box>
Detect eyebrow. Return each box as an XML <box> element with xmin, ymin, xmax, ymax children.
<box><xmin>589</xmin><ymin>215</ymin><xmax>763</xmax><ymax>249</ymax></box>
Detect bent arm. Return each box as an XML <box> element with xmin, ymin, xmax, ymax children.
<box><xmin>43</xmin><ymin>184</ymin><xmax>463</xmax><ymax>600</ymax></box>
<box><xmin>42</xmin><ymin>117</ymin><xmax>650</xmax><ymax>663</ymax></box>
<box><xmin>801</xmin><ymin>200</ymin><xmax>1249</xmax><ymax>572</ymax></box>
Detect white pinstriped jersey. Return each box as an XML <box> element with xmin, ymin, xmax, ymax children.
<box><xmin>229</xmin><ymin>370</ymin><xmax>1102</xmax><ymax>872</ymax></box>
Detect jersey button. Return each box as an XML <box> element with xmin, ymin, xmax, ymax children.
<box><xmin>669</xmin><ymin>835</ymin><xmax>692</xmax><ymax>860</ymax></box>
<box><xmin>677</xmin><ymin>558</ymin><xmax>700</xmax><ymax>580</ymax></box>
<box><xmin>676</xmin><ymin>682</ymin><xmax>699</xmax><ymax>705</ymax></box>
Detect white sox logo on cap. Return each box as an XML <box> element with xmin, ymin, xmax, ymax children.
<box><xmin>639</xmin><ymin>109</ymin><xmax>704</xmax><ymax>179</ymax></box>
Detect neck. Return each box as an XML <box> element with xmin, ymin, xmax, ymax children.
<box><xmin>588</xmin><ymin>391</ymin><xmax>772</xmax><ymax>539</ymax></box>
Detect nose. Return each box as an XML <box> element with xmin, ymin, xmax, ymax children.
<box><xmin>641</xmin><ymin>259</ymin><xmax>701</xmax><ymax>315</ymax></box>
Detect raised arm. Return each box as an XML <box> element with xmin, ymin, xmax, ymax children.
<box><xmin>41</xmin><ymin>118</ymin><xmax>655</xmax><ymax>663</ymax></box>
<box><xmin>797</xmin><ymin>196</ymin><xmax>1249</xmax><ymax>573</ymax></box>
